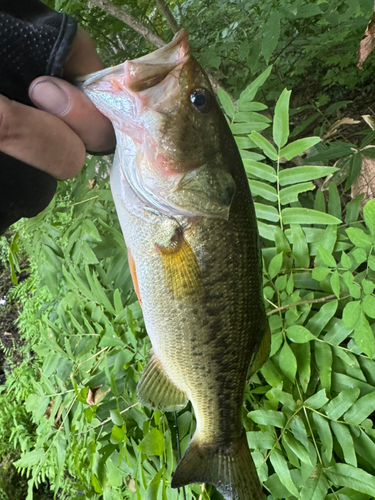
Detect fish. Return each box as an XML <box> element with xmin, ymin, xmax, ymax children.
<box><xmin>80</xmin><ymin>30</ymin><xmax>270</xmax><ymax>500</ymax></box>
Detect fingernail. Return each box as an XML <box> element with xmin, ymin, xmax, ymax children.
<box><xmin>29</xmin><ymin>80</ymin><xmax>70</xmax><ymax>116</ymax></box>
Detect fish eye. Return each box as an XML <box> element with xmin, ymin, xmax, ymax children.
<box><xmin>190</xmin><ymin>88</ymin><xmax>211</xmax><ymax>113</ymax></box>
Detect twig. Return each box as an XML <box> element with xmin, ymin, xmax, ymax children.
<box><xmin>89</xmin><ymin>0</ymin><xmax>166</xmax><ymax>48</ymax></box>
<box><xmin>89</xmin><ymin>0</ymin><xmax>232</xmax><ymax>99</ymax></box>
<box><xmin>267</xmin><ymin>294</ymin><xmax>337</xmax><ymax>316</ymax></box>
<box><xmin>154</xmin><ymin>0</ymin><xmax>179</xmax><ymax>33</ymax></box>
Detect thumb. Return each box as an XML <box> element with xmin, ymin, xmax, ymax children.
<box><xmin>29</xmin><ymin>77</ymin><xmax>115</xmax><ymax>153</ymax></box>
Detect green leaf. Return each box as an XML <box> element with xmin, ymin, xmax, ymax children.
<box><xmin>345</xmin><ymin>153</ymin><xmax>362</xmax><ymax>190</ymax></box>
<box><xmin>269</xmin><ymin>450</ymin><xmax>299</xmax><ymax>497</ymax></box>
<box><xmin>369</xmin><ymin>254</ymin><xmax>375</xmax><ymax>271</ymax></box>
<box><xmin>231</xmin><ymin>122</ymin><xmax>269</xmax><ymax>134</ymax></box>
<box><xmin>328</xmin><ymin>182</ymin><xmax>342</xmax><ymax>220</ymax></box>
<box><xmin>138</xmin><ymin>428</ymin><xmax>165</xmax><ymax>456</ymax></box>
<box><xmin>312</xmin><ymin>412</ymin><xmax>332</xmax><ymax>466</ymax></box>
<box><xmin>110</xmin><ymin>425</ymin><xmax>126</xmax><ymax>444</ymax></box>
<box><xmin>306</xmin><ymin>300</ymin><xmax>338</xmax><ymax>335</ymax></box>
<box><xmin>315</xmin><ymin>342</ymin><xmax>333</xmax><ymax>395</ymax></box>
<box><xmin>362</xmin><ymin>279</ymin><xmax>375</xmax><ymax>295</ymax></box>
<box><xmin>341</xmin><ymin>252</ymin><xmax>353</xmax><ymax>269</ymax></box>
<box><xmin>344</xmin><ymin>390</ymin><xmax>375</xmax><ymax>425</ymax></box>
<box><xmin>345</xmin><ymin>194</ymin><xmax>364</xmax><ymax>224</ymax></box>
<box><xmin>14</xmin><ymin>449</ymin><xmax>45</xmax><ymax>468</ymax></box>
<box><xmin>261</xmin><ymin>12</ymin><xmax>281</xmax><ymax>64</ymax></box>
<box><xmin>239</xmin><ymin>66</ymin><xmax>273</xmax><ymax>104</ymax></box>
<box><xmin>99</xmin><ymin>327</ymin><xmax>125</xmax><ymax>348</ymax></box>
<box><xmin>362</xmin><ymin>295</ymin><xmax>375</xmax><ymax>318</ymax></box>
<box><xmin>352</xmin><ymin>248</ymin><xmax>367</xmax><ymax>264</ymax></box>
<box><xmin>249</xmin><ymin>131</ymin><xmax>278</xmax><ymax>160</ymax></box>
<box><xmin>234</xmin><ymin>111</ymin><xmax>271</xmax><ymax>124</ymax></box>
<box><xmin>247</xmin><ymin>431</ymin><xmax>275</xmax><ymax>449</ymax></box>
<box><xmin>330</xmin><ymin>270</ymin><xmax>340</xmax><ymax>298</ymax></box>
<box><xmin>280</xmin><ymin>137</ymin><xmax>321</xmax><ymax>160</ymax></box>
<box><xmin>345</xmin><ymin>227</ymin><xmax>372</xmax><ymax>248</ymax></box>
<box><xmin>325</xmin><ymin>388</ymin><xmax>361</xmax><ymax>420</ymax></box>
<box><xmin>238</xmin><ymin>102</ymin><xmax>268</xmax><ymax>112</ymax></box>
<box><xmin>274</xmin><ymin>226</ymin><xmax>291</xmax><ymax>253</ymax></box>
<box><xmin>305</xmin><ymin>389</ymin><xmax>328</xmax><ymax>410</ymax></box>
<box><xmin>258</xmin><ymin>221</ymin><xmax>276</xmax><ymax>241</ymax></box>
<box><xmin>279</xmin><ymin>166</ymin><xmax>338</xmax><ymax>186</ymax></box>
<box><xmin>249</xmin><ymin>180</ymin><xmax>278</xmax><ymax>202</ymax></box>
<box><xmin>364</xmin><ymin>199</ymin><xmax>375</xmax><ymax>236</ymax></box>
<box><xmin>279</xmin><ymin>182</ymin><xmax>315</xmax><ymax>204</ymax></box>
<box><xmin>282</xmin><ymin>432</ymin><xmax>312</xmax><ymax>465</ymax></box>
<box><xmin>247</xmin><ymin>409</ymin><xmax>285</xmax><ymax>428</ymax></box>
<box><xmin>254</xmin><ymin>203</ymin><xmax>280</xmax><ymax>222</ymax></box>
<box><xmin>281</xmin><ymin>208</ymin><xmax>341</xmax><ymax>225</ymax></box>
<box><xmin>243</xmin><ymin>159</ymin><xmax>277</xmax><ymax>182</ymax></box>
<box><xmin>279</xmin><ymin>341</ymin><xmax>297</xmax><ymax>382</ymax></box>
<box><xmin>330</xmin><ymin>421</ymin><xmax>357</xmax><ymax>467</ymax></box>
<box><xmin>316</xmin><ymin>246</ymin><xmax>336</xmax><ymax>267</ymax></box>
<box><xmin>217</xmin><ymin>87</ymin><xmax>235</xmax><ymax>119</ymax></box>
<box><xmin>145</xmin><ymin>468</ymin><xmax>163</xmax><ymax>500</ymax></box>
<box><xmin>325</xmin><ymin>464</ymin><xmax>375</xmax><ymax>496</ymax></box>
<box><xmin>106</xmin><ymin>459</ymin><xmax>123</xmax><ymax>488</ymax></box>
<box><xmin>235</xmin><ymin>136</ymin><xmax>255</xmax><ymax>150</ymax></box>
<box><xmin>299</xmin><ymin>465</ymin><xmax>329</xmax><ymax>500</ymax></box>
<box><xmin>290</xmin><ymin>224</ymin><xmax>309</xmax><ymax>268</ymax></box>
<box><xmin>354</xmin><ymin>312</ymin><xmax>375</xmax><ymax>357</ymax></box>
<box><xmin>268</xmin><ymin>251</ymin><xmax>283</xmax><ymax>278</ymax></box>
<box><xmin>273</xmin><ymin>89</ymin><xmax>291</xmax><ymax>148</ymax></box>
<box><xmin>286</xmin><ymin>325</ymin><xmax>316</xmax><ymax>343</ymax></box>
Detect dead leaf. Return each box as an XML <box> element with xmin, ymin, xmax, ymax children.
<box><xmin>362</xmin><ymin>114</ymin><xmax>375</xmax><ymax>130</ymax></box>
<box><xmin>351</xmin><ymin>155</ymin><xmax>375</xmax><ymax>206</ymax></box>
<box><xmin>323</xmin><ymin>118</ymin><xmax>361</xmax><ymax>140</ymax></box>
<box><xmin>87</xmin><ymin>386</ymin><xmax>110</xmax><ymax>405</ymax></box>
<box><xmin>357</xmin><ymin>3</ymin><xmax>375</xmax><ymax>69</ymax></box>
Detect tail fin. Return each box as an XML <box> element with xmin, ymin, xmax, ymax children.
<box><xmin>171</xmin><ymin>432</ymin><xmax>264</xmax><ymax>500</ymax></box>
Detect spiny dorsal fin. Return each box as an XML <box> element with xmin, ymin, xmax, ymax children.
<box><xmin>171</xmin><ymin>432</ymin><xmax>265</xmax><ymax>500</ymax></box>
<box><xmin>137</xmin><ymin>353</ymin><xmax>188</xmax><ymax>412</ymax></box>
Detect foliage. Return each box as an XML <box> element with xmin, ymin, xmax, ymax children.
<box><xmin>219</xmin><ymin>76</ymin><xmax>375</xmax><ymax>499</ymax></box>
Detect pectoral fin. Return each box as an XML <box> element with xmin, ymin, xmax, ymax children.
<box><xmin>157</xmin><ymin>229</ymin><xmax>203</xmax><ymax>300</ymax></box>
<box><xmin>137</xmin><ymin>353</ymin><xmax>188</xmax><ymax>412</ymax></box>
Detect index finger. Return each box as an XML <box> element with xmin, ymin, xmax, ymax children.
<box><xmin>0</xmin><ymin>95</ymin><xmax>86</xmax><ymax>180</ymax></box>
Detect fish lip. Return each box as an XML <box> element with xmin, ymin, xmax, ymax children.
<box><xmin>75</xmin><ymin>30</ymin><xmax>190</xmax><ymax>90</ymax></box>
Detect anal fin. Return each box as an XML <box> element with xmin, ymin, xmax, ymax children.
<box><xmin>137</xmin><ymin>354</ymin><xmax>188</xmax><ymax>412</ymax></box>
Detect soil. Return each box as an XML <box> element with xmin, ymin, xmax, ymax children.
<box><xmin>0</xmin><ymin>262</ymin><xmax>25</xmax><ymax>382</ymax></box>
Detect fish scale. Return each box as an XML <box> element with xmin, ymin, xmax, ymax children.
<box><xmin>81</xmin><ymin>29</ymin><xmax>269</xmax><ymax>500</ymax></box>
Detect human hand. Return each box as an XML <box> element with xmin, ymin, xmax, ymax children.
<box><xmin>0</xmin><ymin>27</ymin><xmax>116</xmax><ymax>181</ymax></box>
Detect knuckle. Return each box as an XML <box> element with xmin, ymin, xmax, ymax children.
<box><xmin>58</xmin><ymin>142</ymin><xmax>86</xmax><ymax>180</ymax></box>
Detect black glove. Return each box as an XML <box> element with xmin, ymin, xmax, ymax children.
<box><xmin>0</xmin><ymin>0</ymin><xmax>77</xmax><ymax>234</ymax></box>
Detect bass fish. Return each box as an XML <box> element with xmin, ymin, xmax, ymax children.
<box><xmin>81</xmin><ymin>30</ymin><xmax>270</xmax><ymax>500</ymax></box>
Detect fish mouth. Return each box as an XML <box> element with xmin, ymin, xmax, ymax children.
<box><xmin>78</xmin><ymin>30</ymin><xmax>190</xmax><ymax>91</ymax></box>
<box><xmin>123</xmin><ymin>30</ymin><xmax>190</xmax><ymax>92</ymax></box>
